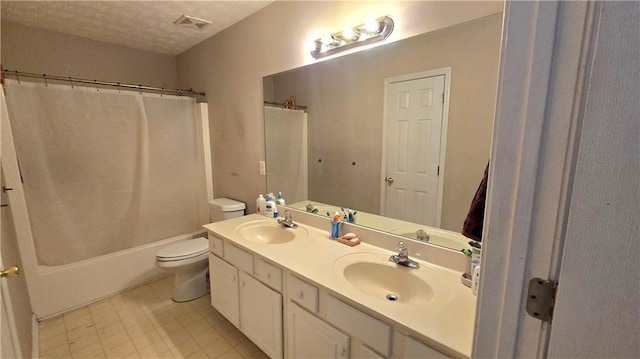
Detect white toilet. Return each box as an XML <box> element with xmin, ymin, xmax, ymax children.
<box><xmin>155</xmin><ymin>198</ymin><xmax>246</xmax><ymax>302</ymax></box>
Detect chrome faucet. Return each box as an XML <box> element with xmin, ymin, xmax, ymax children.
<box><xmin>415</xmin><ymin>229</ymin><xmax>429</xmax><ymax>242</ymax></box>
<box><xmin>277</xmin><ymin>210</ymin><xmax>298</xmax><ymax>229</ymax></box>
<box><xmin>389</xmin><ymin>241</ymin><xmax>420</xmax><ymax>269</ymax></box>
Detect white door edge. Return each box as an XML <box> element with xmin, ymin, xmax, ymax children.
<box><xmin>379</xmin><ymin>67</ymin><xmax>451</xmax><ymax>228</ymax></box>
<box><xmin>474</xmin><ymin>1</ymin><xmax>599</xmax><ymax>358</ymax></box>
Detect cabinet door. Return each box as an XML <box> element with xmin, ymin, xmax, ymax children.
<box><xmin>287</xmin><ymin>302</ymin><xmax>349</xmax><ymax>359</ymax></box>
<box><xmin>209</xmin><ymin>254</ymin><xmax>239</xmax><ymax>327</ymax></box>
<box><xmin>239</xmin><ymin>272</ymin><xmax>283</xmax><ymax>359</ymax></box>
<box><xmin>355</xmin><ymin>344</ymin><xmax>386</xmax><ymax>359</ymax></box>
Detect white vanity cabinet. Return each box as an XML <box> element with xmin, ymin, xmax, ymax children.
<box><xmin>239</xmin><ymin>271</ymin><xmax>283</xmax><ymax>359</ymax></box>
<box><xmin>283</xmin><ymin>273</ymin><xmax>449</xmax><ymax>359</ymax></box>
<box><xmin>402</xmin><ymin>335</ymin><xmax>450</xmax><ymax>359</ymax></box>
<box><xmin>209</xmin><ymin>253</ymin><xmax>239</xmax><ymax>327</ymax></box>
<box><xmin>207</xmin><ymin>225</ymin><xmax>459</xmax><ymax>359</ymax></box>
<box><xmin>208</xmin><ymin>239</ymin><xmax>284</xmax><ymax>359</ymax></box>
<box><xmin>287</xmin><ymin>301</ymin><xmax>350</xmax><ymax>358</ymax></box>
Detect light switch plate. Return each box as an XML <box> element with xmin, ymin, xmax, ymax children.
<box><xmin>259</xmin><ymin>161</ymin><xmax>266</xmax><ymax>175</ymax></box>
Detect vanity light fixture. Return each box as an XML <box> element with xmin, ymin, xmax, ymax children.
<box><xmin>310</xmin><ymin>16</ymin><xmax>394</xmax><ymax>59</ymax></box>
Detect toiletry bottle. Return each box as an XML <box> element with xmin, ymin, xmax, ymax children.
<box><xmin>471</xmin><ymin>247</ymin><xmax>481</xmax><ymax>275</ymax></box>
<box><xmin>256</xmin><ymin>194</ymin><xmax>265</xmax><ymax>215</ymax></box>
<box><xmin>276</xmin><ymin>192</ymin><xmax>286</xmax><ymax>206</ymax></box>
<box><xmin>330</xmin><ymin>212</ymin><xmax>342</xmax><ymax>239</ymax></box>
<box><xmin>472</xmin><ymin>265</ymin><xmax>481</xmax><ymax>296</ymax></box>
<box><xmin>265</xmin><ymin>194</ymin><xmax>276</xmax><ymax>218</ymax></box>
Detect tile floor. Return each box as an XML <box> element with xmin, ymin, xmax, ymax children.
<box><xmin>38</xmin><ymin>276</ymin><xmax>268</xmax><ymax>359</ymax></box>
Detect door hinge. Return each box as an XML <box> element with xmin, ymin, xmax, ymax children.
<box><xmin>437</xmin><ymin>166</ymin><xmax>440</xmax><ymax>176</ymax></box>
<box><xmin>526</xmin><ymin>278</ymin><xmax>557</xmax><ymax>322</ymax></box>
<box><xmin>441</xmin><ymin>93</ymin><xmax>445</xmax><ymax>103</ymax></box>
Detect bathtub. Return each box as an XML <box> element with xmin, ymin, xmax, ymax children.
<box><xmin>28</xmin><ymin>230</ymin><xmax>207</xmax><ymax>319</ymax></box>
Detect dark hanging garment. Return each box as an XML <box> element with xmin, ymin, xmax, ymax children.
<box><xmin>462</xmin><ymin>161</ymin><xmax>489</xmax><ymax>242</ymax></box>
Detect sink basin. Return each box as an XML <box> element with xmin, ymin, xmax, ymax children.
<box><xmin>332</xmin><ymin>253</ymin><xmax>452</xmax><ymax>304</ymax></box>
<box><xmin>234</xmin><ymin>220</ymin><xmax>308</xmax><ymax>244</ymax></box>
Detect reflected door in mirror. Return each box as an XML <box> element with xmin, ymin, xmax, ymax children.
<box><xmin>383</xmin><ymin>75</ymin><xmax>445</xmax><ymax>227</ymax></box>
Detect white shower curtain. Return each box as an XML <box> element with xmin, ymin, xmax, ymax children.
<box><xmin>3</xmin><ymin>79</ymin><xmax>208</xmax><ymax>266</ymax></box>
<box><xmin>264</xmin><ymin>106</ymin><xmax>308</xmax><ymax>204</ymax></box>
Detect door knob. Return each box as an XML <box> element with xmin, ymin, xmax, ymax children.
<box><xmin>385</xmin><ymin>176</ymin><xmax>394</xmax><ymax>184</ymax></box>
<box><xmin>0</xmin><ymin>265</ymin><xmax>19</xmax><ymax>278</ymax></box>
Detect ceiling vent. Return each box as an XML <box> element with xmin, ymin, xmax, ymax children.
<box><xmin>174</xmin><ymin>15</ymin><xmax>212</xmax><ymax>30</ymax></box>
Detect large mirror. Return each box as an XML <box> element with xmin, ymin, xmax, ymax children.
<box><xmin>263</xmin><ymin>14</ymin><xmax>501</xmax><ymax>251</ymax></box>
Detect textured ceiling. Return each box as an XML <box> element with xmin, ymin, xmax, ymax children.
<box><xmin>0</xmin><ymin>1</ymin><xmax>273</xmax><ymax>55</ymax></box>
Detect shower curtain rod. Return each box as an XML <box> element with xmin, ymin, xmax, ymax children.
<box><xmin>263</xmin><ymin>101</ymin><xmax>307</xmax><ymax>110</ymax></box>
<box><xmin>1</xmin><ymin>69</ymin><xmax>206</xmax><ymax>97</ymax></box>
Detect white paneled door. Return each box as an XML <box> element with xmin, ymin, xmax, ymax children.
<box><xmin>383</xmin><ymin>74</ymin><xmax>445</xmax><ymax>226</ymax></box>
<box><xmin>1</xmin><ymin>86</ymin><xmax>19</xmax><ymax>359</ymax></box>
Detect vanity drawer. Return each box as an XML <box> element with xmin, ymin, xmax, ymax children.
<box><xmin>326</xmin><ymin>296</ymin><xmax>392</xmax><ymax>357</ymax></box>
<box><xmin>224</xmin><ymin>243</ymin><xmax>253</xmax><ymax>273</ymax></box>
<box><xmin>254</xmin><ymin>257</ymin><xmax>283</xmax><ymax>292</ymax></box>
<box><xmin>286</xmin><ymin>274</ymin><xmax>318</xmax><ymax>313</ymax></box>
<box><xmin>405</xmin><ymin>336</ymin><xmax>450</xmax><ymax>359</ymax></box>
<box><xmin>208</xmin><ymin>234</ymin><xmax>224</xmax><ymax>257</ymax></box>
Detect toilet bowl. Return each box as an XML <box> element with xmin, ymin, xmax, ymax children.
<box><xmin>155</xmin><ymin>237</ymin><xmax>210</xmax><ymax>302</ymax></box>
<box><xmin>155</xmin><ymin>197</ymin><xmax>246</xmax><ymax>302</ymax></box>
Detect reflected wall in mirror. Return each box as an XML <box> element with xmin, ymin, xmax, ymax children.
<box><xmin>263</xmin><ymin>14</ymin><xmax>502</xmax><ymax>249</ymax></box>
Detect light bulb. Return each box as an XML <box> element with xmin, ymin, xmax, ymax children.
<box><xmin>364</xmin><ymin>18</ymin><xmax>380</xmax><ymax>34</ymax></box>
<box><xmin>321</xmin><ymin>33</ymin><xmax>335</xmax><ymax>46</ymax></box>
<box><xmin>305</xmin><ymin>40</ymin><xmax>319</xmax><ymax>52</ymax></box>
<box><xmin>342</xmin><ymin>27</ymin><xmax>357</xmax><ymax>40</ymax></box>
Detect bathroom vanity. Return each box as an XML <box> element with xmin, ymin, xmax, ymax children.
<box><xmin>203</xmin><ymin>212</ymin><xmax>476</xmax><ymax>359</ymax></box>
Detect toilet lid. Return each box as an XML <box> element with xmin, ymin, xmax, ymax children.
<box><xmin>156</xmin><ymin>237</ymin><xmax>208</xmax><ymax>261</ymax></box>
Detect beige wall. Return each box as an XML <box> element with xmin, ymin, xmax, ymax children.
<box><xmin>265</xmin><ymin>14</ymin><xmax>501</xmax><ymax>231</ymax></box>
<box><xmin>1</xmin><ymin>21</ymin><xmax>177</xmax><ymax>88</ymax></box>
<box><xmin>177</xmin><ymin>1</ymin><xmax>503</xmax><ymax>214</ymax></box>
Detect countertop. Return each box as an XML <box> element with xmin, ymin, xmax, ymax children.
<box><xmin>204</xmin><ymin>214</ymin><xmax>476</xmax><ymax>358</ymax></box>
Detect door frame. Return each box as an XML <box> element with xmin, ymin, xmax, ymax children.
<box><xmin>379</xmin><ymin>67</ymin><xmax>451</xmax><ymax>227</ymax></box>
<box><xmin>474</xmin><ymin>1</ymin><xmax>601</xmax><ymax>357</ymax></box>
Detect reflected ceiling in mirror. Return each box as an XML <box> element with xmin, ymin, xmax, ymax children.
<box><xmin>263</xmin><ymin>14</ymin><xmax>502</xmax><ymax>251</ymax></box>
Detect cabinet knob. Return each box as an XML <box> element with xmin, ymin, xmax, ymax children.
<box><xmin>267</xmin><ymin>273</ymin><xmax>271</xmax><ymax>279</ymax></box>
<box><xmin>298</xmin><ymin>291</ymin><xmax>304</xmax><ymax>299</ymax></box>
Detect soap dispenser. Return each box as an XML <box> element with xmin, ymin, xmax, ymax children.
<box><xmin>265</xmin><ymin>193</ymin><xmax>276</xmax><ymax>218</ymax></box>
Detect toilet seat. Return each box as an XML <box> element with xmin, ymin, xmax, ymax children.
<box><xmin>156</xmin><ymin>237</ymin><xmax>208</xmax><ymax>262</ymax></box>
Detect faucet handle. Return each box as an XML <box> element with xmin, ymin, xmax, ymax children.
<box><xmin>398</xmin><ymin>240</ymin><xmax>407</xmax><ymax>249</ymax></box>
<box><xmin>284</xmin><ymin>210</ymin><xmax>292</xmax><ymax>221</ymax></box>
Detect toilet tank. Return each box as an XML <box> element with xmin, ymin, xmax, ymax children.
<box><xmin>209</xmin><ymin>198</ymin><xmax>246</xmax><ymax>222</ymax></box>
